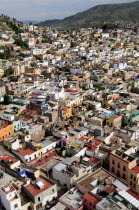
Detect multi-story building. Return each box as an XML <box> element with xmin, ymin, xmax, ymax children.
<box><xmin>109</xmin><ymin>145</ymin><xmax>139</xmax><ymax>192</ymax></box>
<box><xmin>0</xmin><ymin>122</ymin><xmax>14</xmax><ymax>142</ymax></box>
<box><xmin>23</xmin><ymin>176</ymin><xmax>57</xmax><ymax>210</ymax></box>
<box><xmin>0</xmin><ymin>184</ymin><xmax>21</xmax><ymax>210</ymax></box>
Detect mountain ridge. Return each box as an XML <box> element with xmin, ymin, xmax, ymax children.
<box><xmin>39</xmin><ymin>1</ymin><xmax>139</xmax><ymax>28</ymax></box>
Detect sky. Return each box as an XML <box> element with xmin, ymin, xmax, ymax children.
<box><xmin>0</xmin><ymin>0</ymin><xmax>136</xmax><ymax>21</ymax></box>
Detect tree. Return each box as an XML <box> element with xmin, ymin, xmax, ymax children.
<box><xmin>3</xmin><ymin>67</ymin><xmax>14</xmax><ymax>77</ymax></box>
<box><xmin>3</xmin><ymin>94</ymin><xmax>12</xmax><ymax>105</ymax></box>
<box><xmin>45</xmin><ymin>128</ymin><xmax>52</xmax><ymax>137</ymax></box>
<box><xmin>14</xmin><ymin>38</ymin><xmax>26</xmax><ymax>48</ymax></box>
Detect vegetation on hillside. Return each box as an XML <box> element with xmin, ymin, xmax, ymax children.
<box><xmin>39</xmin><ymin>1</ymin><xmax>139</xmax><ymax>29</ymax></box>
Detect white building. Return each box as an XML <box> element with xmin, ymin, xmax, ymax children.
<box><xmin>0</xmin><ymin>185</ymin><xmax>21</xmax><ymax>210</ymax></box>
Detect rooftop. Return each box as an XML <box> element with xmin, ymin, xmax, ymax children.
<box><xmin>109</xmin><ymin>115</ymin><xmax>121</xmax><ymax>120</ymax></box>
<box><xmin>132</xmin><ymin>166</ymin><xmax>139</xmax><ymax>174</ymax></box>
<box><xmin>60</xmin><ymin>189</ymin><xmax>83</xmax><ymax>209</ymax></box>
<box><xmin>18</xmin><ymin>148</ymin><xmax>35</xmax><ymax>156</ymax></box>
<box><xmin>0</xmin><ymin>155</ymin><xmax>19</xmax><ymax>166</ymax></box>
<box><xmin>84</xmin><ymin>193</ymin><xmax>100</xmax><ymax>205</ymax></box>
<box><xmin>25</xmin><ymin>177</ymin><xmax>53</xmax><ymax>196</ymax></box>
<box><xmin>1</xmin><ymin>185</ymin><xmax>15</xmax><ymax>195</ymax></box>
<box><xmin>77</xmin><ymin>168</ymin><xmax>116</xmax><ymax>192</ymax></box>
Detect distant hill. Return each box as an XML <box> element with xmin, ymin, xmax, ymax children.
<box><xmin>39</xmin><ymin>1</ymin><xmax>139</xmax><ymax>28</ymax></box>
<box><xmin>21</xmin><ymin>20</ymin><xmax>40</xmax><ymax>24</ymax></box>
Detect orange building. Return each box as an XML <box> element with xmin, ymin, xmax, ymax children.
<box><xmin>59</xmin><ymin>106</ymin><xmax>72</xmax><ymax>120</ymax></box>
<box><xmin>0</xmin><ymin>123</ymin><xmax>14</xmax><ymax>141</ymax></box>
<box><xmin>25</xmin><ymin>67</ymin><xmax>40</xmax><ymax>75</ymax></box>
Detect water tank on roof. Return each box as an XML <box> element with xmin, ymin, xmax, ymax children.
<box><xmin>36</xmin><ymin>180</ymin><xmax>44</xmax><ymax>189</ymax></box>
<box><xmin>4</xmin><ymin>186</ymin><xmax>10</xmax><ymax>192</ymax></box>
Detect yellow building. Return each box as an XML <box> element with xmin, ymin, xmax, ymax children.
<box><xmin>106</xmin><ymin>115</ymin><xmax>122</xmax><ymax>128</ymax></box>
<box><xmin>13</xmin><ymin>67</ymin><xmax>19</xmax><ymax>76</ymax></box>
<box><xmin>60</xmin><ymin>106</ymin><xmax>72</xmax><ymax>120</ymax></box>
<box><xmin>102</xmin><ymin>98</ymin><xmax>113</xmax><ymax>107</ymax></box>
<box><xmin>0</xmin><ymin>68</ymin><xmax>4</xmax><ymax>77</ymax></box>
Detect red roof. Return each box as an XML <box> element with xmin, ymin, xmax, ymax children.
<box><xmin>127</xmin><ymin>189</ymin><xmax>139</xmax><ymax>200</ymax></box>
<box><xmin>32</xmin><ymin>95</ymin><xmax>39</xmax><ymax>98</ymax></box>
<box><xmin>21</xmin><ymin>109</ymin><xmax>38</xmax><ymax>115</ymax></box>
<box><xmin>110</xmin><ymin>115</ymin><xmax>120</xmax><ymax>120</ymax></box>
<box><xmin>18</xmin><ymin>148</ymin><xmax>35</xmax><ymax>156</ymax></box>
<box><xmin>132</xmin><ymin>166</ymin><xmax>139</xmax><ymax>174</ymax></box>
<box><xmin>65</xmin><ymin>89</ymin><xmax>78</xmax><ymax>93</ymax></box>
<box><xmin>105</xmin><ymin>185</ymin><xmax>116</xmax><ymax>193</ymax></box>
<box><xmin>93</xmin><ymin>140</ymin><xmax>102</xmax><ymax>145</ymax></box>
<box><xmin>1</xmin><ymin>185</ymin><xmax>15</xmax><ymax>194</ymax></box>
<box><xmin>0</xmin><ymin>155</ymin><xmax>19</xmax><ymax>165</ymax></box>
<box><xmin>79</xmin><ymin>137</ymin><xmax>91</xmax><ymax>141</ymax></box>
<box><xmin>25</xmin><ymin>177</ymin><xmax>52</xmax><ymax>196</ymax></box>
<box><xmin>89</xmin><ymin>157</ymin><xmax>100</xmax><ymax>163</ymax></box>
<box><xmin>24</xmin><ymin>117</ymin><xmax>32</xmax><ymax>121</ymax></box>
<box><xmin>84</xmin><ymin>193</ymin><xmax>100</xmax><ymax>205</ymax></box>
<box><xmin>61</xmin><ymin>106</ymin><xmax>69</xmax><ymax>111</ymax></box>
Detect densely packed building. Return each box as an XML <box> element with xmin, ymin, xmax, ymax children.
<box><xmin>0</xmin><ymin>18</ymin><xmax>139</xmax><ymax>209</ymax></box>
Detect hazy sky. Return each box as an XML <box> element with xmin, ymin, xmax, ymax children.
<box><xmin>0</xmin><ymin>0</ymin><xmax>136</xmax><ymax>21</ymax></box>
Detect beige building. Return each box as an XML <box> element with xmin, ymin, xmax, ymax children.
<box><xmin>110</xmin><ymin>145</ymin><xmax>139</xmax><ymax>192</ymax></box>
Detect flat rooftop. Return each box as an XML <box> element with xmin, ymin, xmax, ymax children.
<box><xmin>60</xmin><ymin>189</ymin><xmax>83</xmax><ymax>209</ymax></box>
<box><xmin>25</xmin><ymin>177</ymin><xmax>52</xmax><ymax>196</ymax></box>
<box><xmin>77</xmin><ymin>168</ymin><xmax>116</xmax><ymax>192</ymax></box>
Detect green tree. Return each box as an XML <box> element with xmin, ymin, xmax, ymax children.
<box><xmin>14</xmin><ymin>39</ymin><xmax>27</xmax><ymax>48</ymax></box>
<box><xmin>45</xmin><ymin>128</ymin><xmax>52</xmax><ymax>137</ymax></box>
<box><xmin>4</xmin><ymin>67</ymin><xmax>13</xmax><ymax>77</ymax></box>
<box><xmin>3</xmin><ymin>94</ymin><xmax>12</xmax><ymax>105</ymax></box>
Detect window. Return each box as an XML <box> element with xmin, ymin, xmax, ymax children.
<box><xmin>117</xmin><ymin>170</ymin><xmax>120</xmax><ymax>177</ymax></box>
<box><xmin>112</xmin><ymin>167</ymin><xmax>115</xmax><ymax>173</ymax></box>
<box><xmin>131</xmin><ymin>174</ymin><xmax>133</xmax><ymax>179</ymax></box>
<box><xmin>130</xmin><ymin>181</ymin><xmax>132</xmax><ymax>185</ymax></box>
<box><xmin>14</xmin><ymin>204</ymin><xmax>18</xmax><ymax>208</ymax></box>
<box><xmin>117</xmin><ymin>163</ymin><xmax>120</xmax><ymax>168</ymax></box>
<box><xmin>123</xmin><ymin>166</ymin><xmax>126</xmax><ymax>172</ymax></box>
<box><xmin>112</xmin><ymin>160</ymin><xmax>115</xmax><ymax>165</ymax></box>
<box><xmin>38</xmin><ymin>197</ymin><xmax>41</xmax><ymax>202</ymax></box>
<box><xmin>134</xmin><ymin>183</ymin><xmax>136</xmax><ymax>188</ymax></box>
<box><xmin>134</xmin><ymin>177</ymin><xmax>136</xmax><ymax>182</ymax></box>
<box><xmin>52</xmin><ymin>189</ymin><xmax>54</xmax><ymax>193</ymax></box>
<box><xmin>122</xmin><ymin>174</ymin><xmax>126</xmax><ymax>180</ymax></box>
